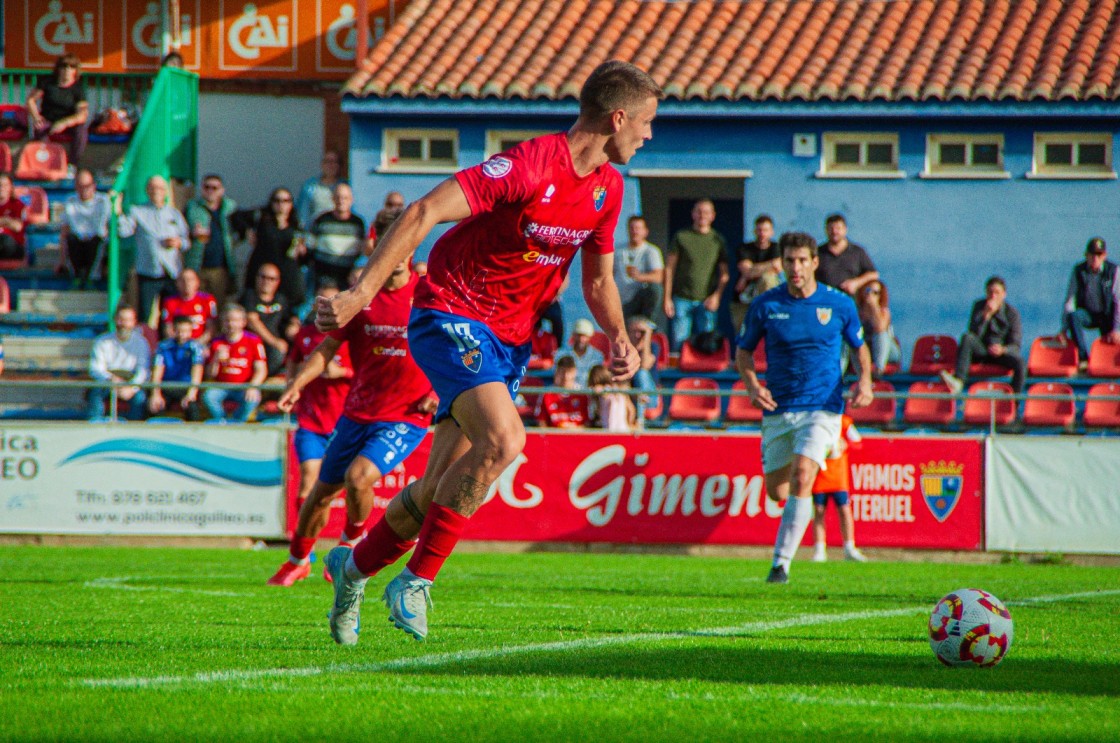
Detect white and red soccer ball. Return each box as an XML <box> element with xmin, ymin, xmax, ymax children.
<box><xmin>929</xmin><ymin>588</ymin><xmax>1014</xmax><ymax>667</ymax></box>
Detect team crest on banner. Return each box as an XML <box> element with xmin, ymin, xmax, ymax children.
<box><xmin>461</xmin><ymin>348</ymin><xmax>482</xmax><ymax>373</ymax></box>
<box><xmin>816</xmin><ymin>307</ymin><xmax>832</xmax><ymax>325</ymax></box>
<box><xmin>920</xmin><ymin>460</ymin><xmax>964</xmax><ymax>522</ymax></box>
<box><xmin>593</xmin><ymin>186</ymin><xmax>607</xmax><ymax>211</ymax></box>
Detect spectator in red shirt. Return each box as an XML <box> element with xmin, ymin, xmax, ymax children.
<box><xmin>203</xmin><ymin>303</ymin><xmax>267</xmax><ymax>422</ymax></box>
<box><xmin>535</xmin><ymin>356</ymin><xmax>591</xmax><ymax>428</ymax></box>
<box><xmin>0</xmin><ymin>173</ymin><xmax>27</xmax><ymax>261</ymax></box>
<box><xmin>160</xmin><ymin>268</ymin><xmax>217</xmax><ymax>343</ymax></box>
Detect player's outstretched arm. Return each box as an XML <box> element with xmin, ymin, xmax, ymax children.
<box><xmin>316</xmin><ymin>178</ymin><xmax>472</xmax><ymax>331</ymax></box>
<box><xmin>582</xmin><ymin>250</ymin><xmax>639</xmax><ymax>381</ymax></box>
<box><xmin>278</xmin><ymin>337</ymin><xmax>341</xmax><ymax>412</ymax></box>
<box><xmin>735</xmin><ymin>347</ymin><xmax>776</xmax><ymax>411</ymax></box>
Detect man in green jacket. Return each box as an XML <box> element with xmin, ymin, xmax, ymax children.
<box><xmin>184</xmin><ymin>173</ymin><xmax>238</xmax><ymax>305</ymax></box>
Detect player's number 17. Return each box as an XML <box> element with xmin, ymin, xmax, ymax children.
<box><xmin>441</xmin><ymin>322</ymin><xmax>481</xmax><ymax>352</ymax></box>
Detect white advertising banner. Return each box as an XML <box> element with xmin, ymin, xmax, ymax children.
<box><xmin>1</xmin><ymin>424</ymin><xmax>287</xmax><ymax>537</ymax></box>
<box><xmin>987</xmin><ymin>436</ymin><xmax>1120</xmax><ymax>554</ymax></box>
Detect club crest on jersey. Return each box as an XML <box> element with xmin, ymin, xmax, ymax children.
<box><xmin>481</xmin><ymin>156</ymin><xmax>512</xmax><ymax>179</ymax></box>
<box><xmin>592</xmin><ymin>186</ymin><xmax>607</xmax><ymax>211</ymax></box>
<box><xmin>461</xmin><ymin>347</ymin><xmax>482</xmax><ymax>373</ymax></box>
<box><xmin>816</xmin><ymin>307</ymin><xmax>832</xmax><ymax>325</ymax></box>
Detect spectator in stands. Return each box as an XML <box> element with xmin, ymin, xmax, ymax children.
<box><xmin>628</xmin><ymin>315</ymin><xmax>660</xmax><ymax>421</ymax></box>
<box><xmin>589</xmin><ymin>364</ymin><xmax>637</xmax><ymax>432</ymax></box>
<box><xmin>614</xmin><ymin>215</ymin><xmax>664</xmax><ymax>322</ymax></box>
<box><xmin>0</xmin><ymin>173</ymin><xmax>28</xmax><ymax>262</ymax></box>
<box><xmin>365</xmin><ymin>191</ymin><xmax>405</xmax><ymax>252</ymax></box>
<box><xmin>296</xmin><ymin>149</ymin><xmax>345</xmax><ymax>229</ymax></box>
<box><xmin>663</xmin><ymin>199</ymin><xmax>729</xmax><ymax>350</ymax></box>
<box><xmin>160</xmin><ymin>268</ymin><xmax>217</xmax><ymax>344</ymax></box>
<box><xmin>185</xmin><ymin>173</ymin><xmax>239</xmax><ymax>305</ymax></box>
<box><xmin>57</xmin><ymin>168</ymin><xmax>111</xmax><ymax>287</ymax></box>
<box><xmin>148</xmin><ymin>315</ymin><xmax>204</xmax><ymax>420</ymax></box>
<box><xmin>87</xmin><ymin>303</ymin><xmax>149</xmax><ymax>421</ymax></box>
<box><xmin>25</xmin><ymin>54</ymin><xmax>89</xmax><ymax>169</ymax></box>
<box><xmin>815</xmin><ymin>214</ymin><xmax>879</xmax><ymax>297</ymax></box>
<box><xmin>1061</xmin><ymin>237</ymin><xmax>1120</xmax><ymax>369</ymax></box>
<box><xmin>940</xmin><ymin>276</ymin><xmax>1026</xmax><ymax>395</ymax></box>
<box><xmin>556</xmin><ymin>318</ymin><xmax>605</xmax><ymax>388</ymax></box>
<box><xmin>203</xmin><ymin>304</ymin><xmax>268</xmax><ymax>422</ymax></box>
<box><xmin>856</xmin><ymin>279</ymin><xmax>901</xmax><ymax>377</ymax></box>
<box><xmin>114</xmin><ymin>175</ymin><xmax>191</xmax><ymax>326</ymax></box>
<box><xmin>160</xmin><ymin>51</ymin><xmax>184</xmax><ymax>68</ymax></box>
<box><xmin>534</xmin><ymin>356</ymin><xmax>591</xmax><ymax>428</ymax></box>
<box><xmin>244</xmin><ymin>187</ymin><xmax>306</xmax><ymax>309</ymax></box>
<box><xmin>730</xmin><ymin>214</ymin><xmax>782</xmax><ymax>334</ymax></box>
<box><xmin>309</xmin><ymin>183</ymin><xmax>365</xmax><ymax>287</ymax></box>
<box><xmin>240</xmin><ymin>262</ymin><xmax>294</xmax><ymax>377</ymax></box>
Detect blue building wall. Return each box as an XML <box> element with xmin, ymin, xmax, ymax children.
<box><xmin>347</xmin><ymin>107</ymin><xmax>1119</xmax><ymax>363</ymax></box>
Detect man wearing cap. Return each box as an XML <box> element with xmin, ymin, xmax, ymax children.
<box><xmin>556</xmin><ymin>318</ymin><xmax>606</xmax><ymax>388</ymax></box>
<box><xmin>1062</xmin><ymin>237</ymin><xmax>1120</xmax><ymax>367</ymax></box>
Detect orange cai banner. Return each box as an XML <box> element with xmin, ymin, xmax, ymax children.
<box><xmin>6</xmin><ymin>0</ymin><xmax>402</xmax><ymax>78</ymax></box>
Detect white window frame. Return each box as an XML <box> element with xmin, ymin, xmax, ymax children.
<box><xmin>381</xmin><ymin>128</ymin><xmax>459</xmax><ymax>173</ymax></box>
<box><xmin>921</xmin><ymin>133</ymin><xmax>1009</xmax><ymax>179</ymax></box>
<box><xmin>1028</xmin><ymin>132</ymin><xmax>1116</xmax><ymax>180</ymax></box>
<box><xmin>484</xmin><ymin>129</ymin><xmax>553</xmax><ymax>159</ymax></box>
<box><xmin>817</xmin><ymin>132</ymin><xmax>904</xmax><ymax>179</ymax></box>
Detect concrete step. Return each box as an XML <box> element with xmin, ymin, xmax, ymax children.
<box><xmin>2</xmin><ymin>335</ymin><xmax>93</xmax><ymax>374</ymax></box>
<box><xmin>16</xmin><ymin>289</ymin><xmax>107</xmax><ymax>315</ymax></box>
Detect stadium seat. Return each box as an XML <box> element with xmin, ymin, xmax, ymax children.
<box><xmin>139</xmin><ymin>324</ymin><xmax>160</xmax><ymax>353</ymax></box>
<box><xmin>902</xmin><ymin>380</ymin><xmax>956</xmax><ymax>425</ymax></box>
<box><xmin>589</xmin><ymin>331</ymin><xmax>610</xmax><ymax>358</ymax></box>
<box><xmin>909</xmin><ymin>334</ymin><xmax>958</xmax><ymax>376</ymax></box>
<box><xmin>968</xmin><ymin>361</ymin><xmax>1012</xmax><ymax>379</ymax></box>
<box><xmin>1087</xmin><ymin>339</ymin><xmax>1120</xmax><ymax>378</ymax></box>
<box><xmin>0</xmin><ymin>104</ymin><xmax>25</xmax><ymax>140</ymax></box>
<box><xmin>1027</xmin><ymin>335</ymin><xmax>1079</xmax><ymax>378</ymax></box>
<box><xmin>651</xmin><ymin>331</ymin><xmax>670</xmax><ymax>368</ymax></box>
<box><xmin>1022</xmin><ymin>382</ymin><xmax>1075</xmax><ymax>427</ymax></box>
<box><xmin>15</xmin><ymin>141</ymin><xmax>68</xmax><ymax>181</ymax></box>
<box><xmin>515</xmin><ymin>376</ymin><xmax>543</xmax><ymax>419</ymax></box>
<box><xmin>0</xmin><ymin>275</ymin><xmax>10</xmax><ymax>313</ymax></box>
<box><xmin>962</xmin><ymin>380</ymin><xmax>1017</xmax><ymax>426</ymax></box>
<box><xmin>642</xmin><ymin>391</ymin><xmax>664</xmax><ymax>421</ymax></box>
<box><xmin>725</xmin><ymin>380</ymin><xmax>762</xmax><ymax>423</ymax></box>
<box><xmin>1083</xmin><ymin>382</ymin><xmax>1120</xmax><ymax>428</ymax></box>
<box><xmin>678</xmin><ymin>337</ymin><xmax>730</xmax><ymax>373</ymax></box>
<box><xmin>527</xmin><ymin>331</ymin><xmax>557</xmax><ymax>370</ymax></box>
<box><xmin>846</xmin><ymin>380</ymin><xmax>897</xmax><ymax>425</ymax></box>
<box><xmin>0</xmin><ymin>142</ymin><xmax>11</xmax><ymax>173</ymax></box>
<box><xmin>667</xmin><ymin>377</ymin><xmax>721</xmax><ymax>423</ymax></box>
<box><xmin>14</xmin><ymin>186</ymin><xmax>50</xmax><ymax>224</ymax></box>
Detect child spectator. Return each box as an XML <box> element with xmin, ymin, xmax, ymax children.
<box><xmin>811</xmin><ymin>414</ymin><xmax>867</xmax><ymax>563</ymax></box>
<box><xmin>535</xmin><ymin>356</ymin><xmax>591</xmax><ymax>428</ymax></box>
<box><xmin>149</xmin><ymin>315</ymin><xmax>205</xmax><ymax>420</ymax></box>
<box><xmin>589</xmin><ymin>364</ymin><xmax>637</xmax><ymax>432</ymax></box>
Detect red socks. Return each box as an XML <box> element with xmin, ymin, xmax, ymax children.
<box><xmin>289</xmin><ymin>535</ymin><xmax>316</xmax><ymax>562</ymax></box>
<box><xmin>341</xmin><ymin>521</ymin><xmax>365</xmax><ymax>545</ymax></box>
<box><xmin>352</xmin><ymin>517</ymin><xmax>417</xmax><ymax>576</ymax></box>
<box><xmin>406</xmin><ymin>503</ymin><xmax>469</xmax><ymax>581</ymax></box>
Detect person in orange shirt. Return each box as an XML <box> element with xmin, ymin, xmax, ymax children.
<box><xmin>811</xmin><ymin>414</ymin><xmax>867</xmax><ymax>562</ymax></box>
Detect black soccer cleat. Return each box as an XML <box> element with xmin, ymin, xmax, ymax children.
<box><xmin>766</xmin><ymin>565</ymin><xmax>789</xmax><ymax>584</ymax></box>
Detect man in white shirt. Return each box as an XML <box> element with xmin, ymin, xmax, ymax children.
<box><xmin>115</xmin><ymin>175</ymin><xmax>191</xmax><ymax>326</ymax></box>
<box><xmin>613</xmin><ymin>215</ymin><xmax>664</xmax><ymax>321</ymax></box>
<box><xmin>556</xmin><ymin>318</ymin><xmax>606</xmax><ymax>388</ymax></box>
<box><xmin>87</xmin><ymin>304</ymin><xmax>150</xmax><ymax>420</ymax></box>
<box><xmin>58</xmin><ymin>168</ymin><xmax>111</xmax><ymax>288</ymax></box>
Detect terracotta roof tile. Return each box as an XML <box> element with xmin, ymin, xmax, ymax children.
<box><xmin>346</xmin><ymin>0</ymin><xmax>1120</xmax><ymax>102</ymax></box>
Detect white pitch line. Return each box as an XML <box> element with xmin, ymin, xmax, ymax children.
<box><xmin>84</xmin><ymin>577</ymin><xmax>250</xmax><ymax>598</ymax></box>
<box><xmin>78</xmin><ymin>587</ymin><xmax>1120</xmax><ymax>690</ymax></box>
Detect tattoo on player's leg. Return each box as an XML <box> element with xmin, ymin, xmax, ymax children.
<box><xmin>399</xmin><ymin>482</ymin><xmax>426</xmax><ymax>525</ymax></box>
<box><xmin>447</xmin><ymin>474</ymin><xmax>489</xmax><ymax>513</ymax></box>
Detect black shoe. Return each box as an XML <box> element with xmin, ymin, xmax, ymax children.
<box><xmin>766</xmin><ymin>565</ymin><xmax>788</xmax><ymax>584</ymax></box>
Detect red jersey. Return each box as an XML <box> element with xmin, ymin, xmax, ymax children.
<box><xmin>813</xmin><ymin>415</ymin><xmax>862</xmax><ymax>494</ymax></box>
<box><xmin>535</xmin><ymin>392</ymin><xmax>591</xmax><ymax>428</ymax></box>
<box><xmin>162</xmin><ymin>292</ymin><xmax>217</xmax><ymax>339</ymax></box>
<box><xmin>209</xmin><ymin>332</ymin><xmax>266</xmax><ymax>384</ymax></box>
<box><xmin>329</xmin><ymin>271</ymin><xmax>434</xmax><ymax>426</ymax></box>
<box><xmin>0</xmin><ymin>197</ymin><xmax>27</xmax><ymax>246</ymax></box>
<box><xmin>415</xmin><ymin>133</ymin><xmax>623</xmax><ymax>345</ymax></box>
<box><xmin>287</xmin><ymin>323</ymin><xmax>352</xmax><ymax>435</ymax></box>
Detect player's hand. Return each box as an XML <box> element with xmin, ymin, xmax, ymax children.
<box><xmin>749</xmin><ymin>384</ymin><xmax>777</xmax><ymax>412</ymax></box>
<box><xmin>416</xmin><ymin>394</ymin><xmax>439</xmax><ymax>415</ymax></box>
<box><xmin>316</xmin><ymin>290</ymin><xmax>361</xmax><ymax>332</ymax></box>
<box><xmin>608</xmin><ymin>339</ymin><xmax>640</xmax><ymax>382</ymax></box>
<box><xmin>277</xmin><ymin>386</ymin><xmax>300</xmax><ymax>412</ymax></box>
<box><xmin>851</xmin><ymin>380</ymin><xmax>874</xmax><ymax>409</ymax></box>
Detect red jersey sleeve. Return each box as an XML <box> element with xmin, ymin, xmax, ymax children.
<box><xmin>454</xmin><ymin>144</ymin><xmax>539</xmax><ymax>216</ymax></box>
<box><xmin>160</xmin><ymin>297</ymin><xmax>172</xmax><ymax>325</ymax></box>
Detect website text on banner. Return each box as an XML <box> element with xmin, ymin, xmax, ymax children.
<box><xmin>290</xmin><ymin>432</ymin><xmax>984</xmax><ymax>550</ymax></box>
<box><xmin>2</xmin><ymin>425</ymin><xmax>287</xmax><ymax>537</ymax></box>
<box><xmin>986</xmin><ymin>436</ymin><xmax>1120</xmax><ymax>555</ymax></box>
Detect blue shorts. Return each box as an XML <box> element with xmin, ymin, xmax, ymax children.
<box><xmin>813</xmin><ymin>490</ymin><xmax>850</xmax><ymax>507</ymax></box>
<box><xmin>408</xmin><ymin>307</ymin><xmax>531</xmax><ymax>424</ymax></box>
<box><xmin>318</xmin><ymin>415</ymin><xmax>427</xmax><ymax>486</ymax></box>
<box><xmin>293</xmin><ymin>427</ymin><xmax>331</xmax><ymax>463</ymax></box>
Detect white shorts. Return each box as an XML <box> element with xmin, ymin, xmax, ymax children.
<box><xmin>760</xmin><ymin>410</ymin><xmax>842</xmax><ymax>474</ymax></box>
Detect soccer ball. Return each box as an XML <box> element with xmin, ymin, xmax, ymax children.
<box><xmin>928</xmin><ymin>588</ymin><xmax>1014</xmax><ymax>667</ymax></box>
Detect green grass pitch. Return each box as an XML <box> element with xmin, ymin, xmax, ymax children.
<box><xmin>2</xmin><ymin>546</ymin><xmax>1118</xmax><ymax>741</ymax></box>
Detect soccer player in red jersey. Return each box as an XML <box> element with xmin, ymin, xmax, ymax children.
<box><xmin>202</xmin><ymin>304</ymin><xmax>267</xmax><ymax>422</ymax></box>
<box><xmin>161</xmin><ymin>268</ymin><xmax>217</xmax><ymax>343</ymax></box>
<box><xmin>274</xmin><ymin>256</ymin><xmax>436</xmax><ymax>596</ymax></box>
<box><xmin>316</xmin><ymin>61</ymin><xmax>662</xmax><ymax>643</ymax></box>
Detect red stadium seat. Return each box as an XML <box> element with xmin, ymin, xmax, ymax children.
<box><xmin>0</xmin><ymin>104</ymin><xmax>26</xmax><ymax>140</ymax></box>
<box><xmin>651</xmin><ymin>331</ymin><xmax>670</xmax><ymax>368</ymax></box>
<box><xmin>725</xmin><ymin>380</ymin><xmax>763</xmax><ymax>423</ymax></box>
<box><xmin>139</xmin><ymin>324</ymin><xmax>160</xmax><ymax>353</ymax></box>
<box><xmin>14</xmin><ymin>186</ymin><xmax>49</xmax><ymax>224</ymax></box>
<box><xmin>678</xmin><ymin>337</ymin><xmax>730</xmax><ymax>373</ymax></box>
<box><xmin>15</xmin><ymin>141</ymin><xmax>68</xmax><ymax>181</ymax></box>
<box><xmin>903</xmin><ymin>380</ymin><xmax>956</xmax><ymax>425</ymax></box>
<box><xmin>962</xmin><ymin>381</ymin><xmax>1017</xmax><ymax>426</ymax></box>
<box><xmin>642</xmin><ymin>392</ymin><xmax>664</xmax><ymax>421</ymax></box>
<box><xmin>1027</xmin><ymin>335</ymin><xmax>1079</xmax><ymax>378</ymax></box>
<box><xmin>846</xmin><ymin>380</ymin><xmax>897</xmax><ymax>425</ymax></box>
<box><xmin>588</xmin><ymin>331</ymin><xmax>610</xmax><ymax>358</ymax></box>
<box><xmin>1087</xmin><ymin>339</ymin><xmax>1120</xmax><ymax>378</ymax></box>
<box><xmin>527</xmin><ymin>331</ymin><xmax>558</xmax><ymax>370</ymax></box>
<box><xmin>0</xmin><ymin>142</ymin><xmax>11</xmax><ymax>173</ymax></box>
<box><xmin>1083</xmin><ymin>383</ymin><xmax>1120</xmax><ymax>428</ymax></box>
<box><xmin>969</xmin><ymin>361</ymin><xmax>1012</xmax><ymax>379</ymax></box>
<box><xmin>909</xmin><ymin>334</ymin><xmax>958</xmax><ymax>376</ymax></box>
<box><xmin>515</xmin><ymin>376</ymin><xmax>544</xmax><ymax>419</ymax></box>
<box><xmin>1022</xmin><ymin>382</ymin><xmax>1075</xmax><ymax>427</ymax></box>
<box><xmin>668</xmin><ymin>377</ymin><xmax>721</xmax><ymax>423</ymax></box>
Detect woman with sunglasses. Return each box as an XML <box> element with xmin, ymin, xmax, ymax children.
<box><xmin>25</xmin><ymin>54</ymin><xmax>89</xmax><ymax>169</ymax></box>
<box><xmin>856</xmin><ymin>279</ymin><xmax>901</xmax><ymax>376</ymax></box>
<box><xmin>244</xmin><ymin>187</ymin><xmax>306</xmax><ymax>309</ymax></box>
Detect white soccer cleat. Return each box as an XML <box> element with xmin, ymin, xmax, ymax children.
<box><xmin>812</xmin><ymin>547</ymin><xmax>827</xmax><ymax>563</ymax></box>
<box><xmin>325</xmin><ymin>546</ymin><xmax>366</xmax><ymax>645</ymax></box>
<box><xmin>844</xmin><ymin>547</ymin><xmax>869</xmax><ymax>562</ymax></box>
<box><xmin>383</xmin><ymin>567</ymin><xmax>433</xmax><ymax>641</ymax></box>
